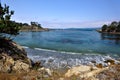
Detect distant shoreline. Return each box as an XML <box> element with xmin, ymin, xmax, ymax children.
<box><xmin>20</xmin><ymin>28</ymin><xmax>49</xmax><ymax>32</ymax></box>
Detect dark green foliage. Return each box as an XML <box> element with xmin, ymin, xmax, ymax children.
<box><xmin>22</xmin><ymin>23</ymin><xmax>29</xmax><ymax>26</ymax></box>
<box><xmin>30</xmin><ymin>21</ymin><xmax>42</xmax><ymax>28</ymax></box>
<box><xmin>111</xmin><ymin>21</ymin><xmax>118</xmax><ymax>27</ymax></box>
<box><xmin>101</xmin><ymin>21</ymin><xmax>120</xmax><ymax>32</ymax></box>
<box><xmin>38</xmin><ymin>23</ymin><xmax>42</xmax><ymax>28</ymax></box>
<box><xmin>0</xmin><ymin>21</ymin><xmax>20</xmax><ymax>35</ymax></box>
<box><xmin>116</xmin><ymin>22</ymin><xmax>120</xmax><ymax>32</ymax></box>
<box><xmin>0</xmin><ymin>3</ymin><xmax>21</xmax><ymax>38</ymax></box>
<box><xmin>102</xmin><ymin>24</ymin><xmax>107</xmax><ymax>31</ymax></box>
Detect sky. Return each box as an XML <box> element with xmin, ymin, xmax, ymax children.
<box><xmin>2</xmin><ymin>0</ymin><xmax>120</xmax><ymax>28</ymax></box>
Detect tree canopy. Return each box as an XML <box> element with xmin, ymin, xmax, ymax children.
<box><xmin>101</xmin><ymin>21</ymin><xmax>120</xmax><ymax>32</ymax></box>
<box><xmin>30</xmin><ymin>21</ymin><xmax>42</xmax><ymax>28</ymax></box>
<box><xmin>0</xmin><ymin>3</ymin><xmax>21</xmax><ymax>38</ymax></box>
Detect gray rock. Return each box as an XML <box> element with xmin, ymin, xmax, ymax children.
<box><xmin>0</xmin><ymin>40</ymin><xmax>32</xmax><ymax>73</ymax></box>
<box><xmin>12</xmin><ymin>60</ymin><xmax>30</xmax><ymax>73</ymax></box>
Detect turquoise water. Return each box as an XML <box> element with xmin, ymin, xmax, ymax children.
<box><xmin>14</xmin><ymin>28</ymin><xmax>120</xmax><ymax>56</ymax></box>
<box><xmin>14</xmin><ymin>28</ymin><xmax>120</xmax><ymax>68</ymax></box>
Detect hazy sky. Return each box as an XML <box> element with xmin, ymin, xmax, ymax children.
<box><xmin>2</xmin><ymin>0</ymin><xmax>120</xmax><ymax>28</ymax></box>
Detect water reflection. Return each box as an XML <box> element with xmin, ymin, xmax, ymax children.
<box><xmin>101</xmin><ymin>33</ymin><xmax>120</xmax><ymax>44</ymax></box>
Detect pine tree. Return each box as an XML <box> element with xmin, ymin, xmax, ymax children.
<box><xmin>0</xmin><ymin>3</ymin><xmax>20</xmax><ymax>39</ymax></box>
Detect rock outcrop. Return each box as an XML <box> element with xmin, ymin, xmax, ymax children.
<box><xmin>0</xmin><ymin>53</ymin><xmax>31</xmax><ymax>73</ymax></box>
<box><xmin>65</xmin><ymin>65</ymin><xmax>109</xmax><ymax>79</ymax></box>
<box><xmin>65</xmin><ymin>65</ymin><xmax>92</xmax><ymax>77</ymax></box>
<box><xmin>20</xmin><ymin>25</ymin><xmax>49</xmax><ymax>32</ymax></box>
<box><xmin>0</xmin><ymin>38</ymin><xmax>32</xmax><ymax>73</ymax></box>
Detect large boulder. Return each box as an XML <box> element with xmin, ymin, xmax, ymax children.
<box><xmin>65</xmin><ymin>65</ymin><xmax>92</xmax><ymax>77</ymax></box>
<box><xmin>0</xmin><ymin>53</ymin><xmax>14</xmax><ymax>73</ymax></box>
<box><xmin>0</xmin><ymin>38</ymin><xmax>27</xmax><ymax>59</ymax></box>
<box><xmin>0</xmin><ymin>53</ymin><xmax>31</xmax><ymax>73</ymax></box>
<box><xmin>12</xmin><ymin>60</ymin><xmax>30</xmax><ymax>73</ymax></box>
<box><xmin>65</xmin><ymin>65</ymin><xmax>109</xmax><ymax>79</ymax></box>
<box><xmin>0</xmin><ymin>38</ymin><xmax>32</xmax><ymax>73</ymax></box>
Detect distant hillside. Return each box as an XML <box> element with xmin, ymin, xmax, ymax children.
<box><xmin>20</xmin><ymin>25</ymin><xmax>49</xmax><ymax>32</ymax></box>
<box><xmin>19</xmin><ymin>21</ymin><xmax>49</xmax><ymax>31</ymax></box>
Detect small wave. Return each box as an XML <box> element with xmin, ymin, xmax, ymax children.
<box><xmin>29</xmin><ymin>54</ymin><xmax>118</xmax><ymax>69</ymax></box>
<box><xmin>34</xmin><ymin>48</ymin><xmax>57</xmax><ymax>52</ymax></box>
<box><xmin>60</xmin><ymin>51</ymin><xmax>82</xmax><ymax>54</ymax></box>
<box><xmin>22</xmin><ymin>46</ymin><xmax>29</xmax><ymax>48</ymax></box>
<box><xmin>25</xmin><ymin>47</ymin><xmax>119</xmax><ymax>57</ymax></box>
<box><xmin>34</xmin><ymin>47</ymin><xmax>83</xmax><ymax>55</ymax></box>
<box><xmin>25</xmin><ymin>47</ymin><xmax>119</xmax><ymax>69</ymax></box>
<box><xmin>28</xmin><ymin>47</ymin><xmax>102</xmax><ymax>55</ymax></box>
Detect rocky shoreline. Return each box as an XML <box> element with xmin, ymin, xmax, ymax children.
<box><xmin>0</xmin><ymin>39</ymin><xmax>120</xmax><ymax>80</ymax></box>
<box><xmin>0</xmin><ymin>38</ymin><xmax>32</xmax><ymax>73</ymax></box>
<box><xmin>20</xmin><ymin>25</ymin><xmax>49</xmax><ymax>32</ymax></box>
<box><xmin>97</xmin><ymin>29</ymin><xmax>120</xmax><ymax>35</ymax></box>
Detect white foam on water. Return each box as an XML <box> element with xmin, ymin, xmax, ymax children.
<box><xmin>34</xmin><ymin>47</ymin><xmax>83</xmax><ymax>55</ymax></box>
<box><xmin>60</xmin><ymin>51</ymin><xmax>82</xmax><ymax>54</ymax></box>
<box><xmin>22</xmin><ymin>46</ymin><xmax>29</xmax><ymax>48</ymax></box>
<box><xmin>34</xmin><ymin>48</ymin><xmax>57</xmax><ymax>53</ymax></box>
<box><xmin>25</xmin><ymin>47</ymin><xmax>119</xmax><ymax>69</ymax></box>
<box><xmin>29</xmin><ymin>54</ymin><xmax>115</xmax><ymax>69</ymax></box>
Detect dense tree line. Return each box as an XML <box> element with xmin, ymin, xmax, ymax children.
<box><xmin>102</xmin><ymin>21</ymin><xmax>120</xmax><ymax>32</ymax></box>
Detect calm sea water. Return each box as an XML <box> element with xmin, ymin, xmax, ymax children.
<box><xmin>14</xmin><ymin>28</ymin><xmax>120</xmax><ymax>68</ymax></box>
<box><xmin>14</xmin><ymin>28</ymin><xmax>120</xmax><ymax>55</ymax></box>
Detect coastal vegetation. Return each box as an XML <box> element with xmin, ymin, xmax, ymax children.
<box><xmin>0</xmin><ymin>3</ymin><xmax>21</xmax><ymax>38</ymax></box>
<box><xmin>20</xmin><ymin>21</ymin><xmax>49</xmax><ymax>32</ymax></box>
<box><xmin>98</xmin><ymin>21</ymin><xmax>120</xmax><ymax>34</ymax></box>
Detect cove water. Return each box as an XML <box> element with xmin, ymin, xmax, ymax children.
<box><xmin>14</xmin><ymin>28</ymin><xmax>120</xmax><ymax>68</ymax></box>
